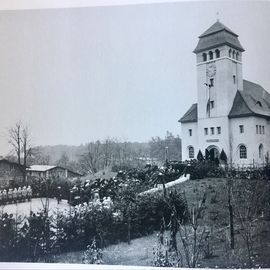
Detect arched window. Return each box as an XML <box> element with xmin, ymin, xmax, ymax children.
<box><xmin>236</xmin><ymin>52</ymin><xmax>239</xmax><ymax>61</ymax></box>
<box><xmin>229</xmin><ymin>49</ymin><xmax>232</xmax><ymax>58</ymax></box>
<box><xmin>202</xmin><ymin>53</ymin><xmax>207</xmax><ymax>62</ymax></box>
<box><xmin>215</xmin><ymin>49</ymin><xmax>220</xmax><ymax>58</ymax></box>
<box><xmin>232</xmin><ymin>50</ymin><xmax>235</xmax><ymax>59</ymax></box>
<box><xmin>259</xmin><ymin>144</ymin><xmax>264</xmax><ymax>159</ymax></box>
<box><xmin>239</xmin><ymin>145</ymin><xmax>247</xmax><ymax>159</ymax></box>
<box><xmin>209</xmin><ymin>51</ymin><xmax>213</xmax><ymax>60</ymax></box>
<box><xmin>188</xmin><ymin>146</ymin><xmax>194</xmax><ymax>159</ymax></box>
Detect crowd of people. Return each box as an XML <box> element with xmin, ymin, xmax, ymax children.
<box><xmin>0</xmin><ymin>186</ymin><xmax>33</xmax><ymax>205</ymax></box>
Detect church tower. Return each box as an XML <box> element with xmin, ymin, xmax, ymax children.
<box><xmin>193</xmin><ymin>20</ymin><xmax>245</xmax><ymax>119</ymax></box>
<box><xmin>180</xmin><ymin>20</ymin><xmax>270</xmax><ymax>166</ymax></box>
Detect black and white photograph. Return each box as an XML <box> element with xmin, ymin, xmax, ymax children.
<box><xmin>0</xmin><ymin>0</ymin><xmax>270</xmax><ymax>269</ymax></box>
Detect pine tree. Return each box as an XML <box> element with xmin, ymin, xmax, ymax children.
<box><xmin>220</xmin><ymin>149</ymin><xmax>228</xmax><ymax>163</ymax></box>
<box><xmin>197</xmin><ymin>150</ymin><xmax>204</xmax><ymax>162</ymax></box>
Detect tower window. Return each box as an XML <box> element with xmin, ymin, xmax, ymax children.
<box><xmin>202</xmin><ymin>53</ymin><xmax>207</xmax><ymax>62</ymax></box>
<box><xmin>210</xmin><ymin>127</ymin><xmax>214</xmax><ymax>135</ymax></box>
<box><xmin>256</xmin><ymin>125</ymin><xmax>258</xmax><ymax>134</ymax></box>
<box><xmin>259</xmin><ymin>144</ymin><xmax>263</xmax><ymax>159</ymax></box>
<box><xmin>189</xmin><ymin>129</ymin><xmax>192</xmax><ymax>136</ymax></box>
<box><xmin>239</xmin><ymin>145</ymin><xmax>247</xmax><ymax>159</ymax></box>
<box><xmin>232</xmin><ymin>50</ymin><xmax>235</xmax><ymax>59</ymax></box>
<box><xmin>229</xmin><ymin>49</ymin><xmax>232</xmax><ymax>58</ymax></box>
<box><xmin>262</xmin><ymin>126</ymin><xmax>265</xmax><ymax>134</ymax></box>
<box><xmin>217</xmin><ymin>127</ymin><xmax>221</xmax><ymax>134</ymax></box>
<box><xmin>236</xmin><ymin>52</ymin><xmax>239</xmax><ymax>61</ymax></box>
<box><xmin>259</xmin><ymin>125</ymin><xmax>262</xmax><ymax>134</ymax></box>
<box><xmin>204</xmin><ymin>128</ymin><xmax>208</xmax><ymax>135</ymax></box>
<box><xmin>210</xmin><ymin>100</ymin><xmax>214</xmax><ymax>109</ymax></box>
<box><xmin>233</xmin><ymin>75</ymin><xmax>236</xmax><ymax>84</ymax></box>
<box><xmin>239</xmin><ymin>125</ymin><xmax>244</xmax><ymax>133</ymax></box>
<box><xmin>210</xmin><ymin>78</ymin><xmax>214</xmax><ymax>87</ymax></box>
<box><xmin>209</xmin><ymin>51</ymin><xmax>213</xmax><ymax>60</ymax></box>
<box><xmin>215</xmin><ymin>49</ymin><xmax>220</xmax><ymax>58</ymax></box>
<box><xmin>188</xmin><ymin>146</ymin><xmax>194</xmax><ymax>159</ymax></box>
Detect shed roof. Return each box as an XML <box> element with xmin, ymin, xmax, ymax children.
<box><xmin>27</xmin><ymin>165</ymin><xmax>56</xmax><ymax>172</ymax></box>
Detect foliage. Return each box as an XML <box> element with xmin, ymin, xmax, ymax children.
<box><xmin>152</xmin><ymin>236</ymin><xmax>181</xmax><ymax>267</ymax></box>
<box><xmin>0</xmin><ymin>213</ymin><xmax>17</xmax><ymax>261</ymax></box>
<box><xmin>23</xmin><ymin>210</ymin><xmax>57</xmax><ymax>262</ymax></box>
<box><xmin>82</xmin><ymin>240</ymin><xmax>103</xmax><ymax>264</ymax></box>
<box><xmin>188</xmin><ymin>161</ymin><xmax>226</xmax><ymax>180</ymax></box>
<box><xmin>197</xmin><ymin>150</ymin><xmax>204</xmax><ymax>162</ymax></box>
<box><xmin>219</xmin><ymin>149</ymin><xmax>228</xmax><ymax>163</ymax></box>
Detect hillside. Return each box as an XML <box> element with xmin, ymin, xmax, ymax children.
<box><xmin>53</xmin><ymin>177</ymin><xmax>270</xmax><ymax>267</ymax></box>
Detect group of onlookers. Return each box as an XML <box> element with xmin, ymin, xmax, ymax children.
<box><xmin>0</xmin><ymin>186</ymin><xmax>32</xmax><ymax>204</ymax></box>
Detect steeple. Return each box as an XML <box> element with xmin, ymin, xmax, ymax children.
<box><xmin>193</xmin><ymin>21</ymin><xmax>245</xmax><ymax>53</ymax></box>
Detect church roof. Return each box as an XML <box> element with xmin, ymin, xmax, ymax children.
<box><xmin>178</xmin><ymin>103</ymin><xmax>197</xmax><ymax>123</ymax></box>
<box><xmin>179</xmin><ymin>80</ymin><xmax>270</xmax><ymax>123</ymax></box>
<box><xmin>229</xmin><ymin>80</ymin><xmax>270</xmax><ymax>119</ymax></box>
<box><xmin>193</xmin><ymin>21</ymin><xmax>245</xmax><ymax>53</ymax></box>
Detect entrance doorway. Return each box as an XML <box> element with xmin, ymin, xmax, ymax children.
<box><xmin>206</xmin><ymin>145</ymin><xmax>220</xmax><ymax>161</ymax></box>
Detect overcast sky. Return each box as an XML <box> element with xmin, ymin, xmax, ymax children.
<box><xmin>0</xmin><ymin>0</ymin><xmax>270</xmax><ymax>155</ymax></box>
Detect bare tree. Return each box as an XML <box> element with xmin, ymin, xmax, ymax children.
<box><xmin>8</xmin><ymin>122</ymin><xmax>32</xmax><ymax>167</ymax></box>
<box><xmin>29</xmin><ymin>148</ymin><xmax>50</xmax><ymax>165</ymax></box>
<box><xmin>227</xmin><ymin>179</ymin><xmax>235</xmax><ymax>250</ymax></box>
<box><xmin>176</xmin><ymin>193</ymin><xmax>209</xmax><ymax>268</ymax></box>
<box><xmin>8</xmin><ymin>121</ymin><xmax>22</xmax><ymax>165</ymax></box>
<box><xmin>79</xmin><ymin>141</ymin><xmax>102</xmax><ymax>174</ymax></box>
<box><xmin>8</xmin><ymin>122</ymin><xmax>32</xmax><ymax>183</ymax></box>
<box><xmin>232</xmin><ymin>179</ymin><xmax>267</xmax><ymax>267</ymax></box>
<box><xmin>57</xmin><ymin>152</ymin><xmax>69</xmax><ymax>168</ymax></box>
<box><xmin>21</xmin><ymin>125</ymin><xmax>32</xmax><ymax>167</ymax></box>
<box><xmin>102</xmin><ymin>138</ymin><xmax>114</xmax><ymax>169</ymax></box>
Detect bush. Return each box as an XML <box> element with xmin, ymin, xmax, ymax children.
<box><xmin>82</xmin><ymin>240</ymin><xmax>103</xmax><ymax>264</ymax></box>
<box><xmin>187</xmin><ymin>161</ymin><xmax>226</xmax><ymax>180</ymax></box>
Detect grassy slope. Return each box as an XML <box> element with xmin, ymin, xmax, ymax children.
<box><xmin>53</xmin><ymin>178</ymin><xmax>270</xmax><ymax>267</ymax></box>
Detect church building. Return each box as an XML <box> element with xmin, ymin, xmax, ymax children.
<box><xmin>179</xmin><ymin>20</ymin><xmax>270</xmax><ymax>167</ymax></box>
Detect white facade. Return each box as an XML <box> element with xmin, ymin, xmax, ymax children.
<box><xmin>180</xmin><ymin>21</ymin><xmax>270</xmax><ymax>167</ymax></box>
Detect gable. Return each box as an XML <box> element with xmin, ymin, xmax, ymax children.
<box><xmin>179</xmin><ymin>103</ymin><xmax>198</xmax><ymax>123</ymax></box>
<box><xmin>228</xmin><ymin>91</ymin><xmax>254</xmax><ymax>118</ymax></box>
<box><xmin>229</xmin><ymin>80</ymin><xmax>270</xmax><ymax>119</ymax></box>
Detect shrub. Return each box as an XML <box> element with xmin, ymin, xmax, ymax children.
<box><xmin>82</xmin><ymin>240</ymin><xmax>103</xmax><ymax>264</ymax></box>
<box><xmin>152</xmin><ymin>236</ymin><xmax>180</xmax><ymax>267</ymax></box>
<box><xmin>197</xmin><ymin>150</ymin><xmax>204</xmax><ymax>162</ymax></box>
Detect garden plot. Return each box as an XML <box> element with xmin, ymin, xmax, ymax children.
<box><xmin>0</xmin><ymin>198</ymin><xmax>70</xmax><ymax>218</ymax></box>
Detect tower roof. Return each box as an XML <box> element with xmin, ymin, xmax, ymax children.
<box><xmin>193</xmin><ymin>20</ymin><xmax>245</xmax><ymax>53</ymax></box>
<box><xmin>199</xmin><ymin>20</ymin><xmax>237</xmax><ymax>38</ymax></box>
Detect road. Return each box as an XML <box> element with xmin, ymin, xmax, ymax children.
<box><xmin>0</xmin><ymin>198</ymin><xmax>70</xmax><ymax>218</ymax></box>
